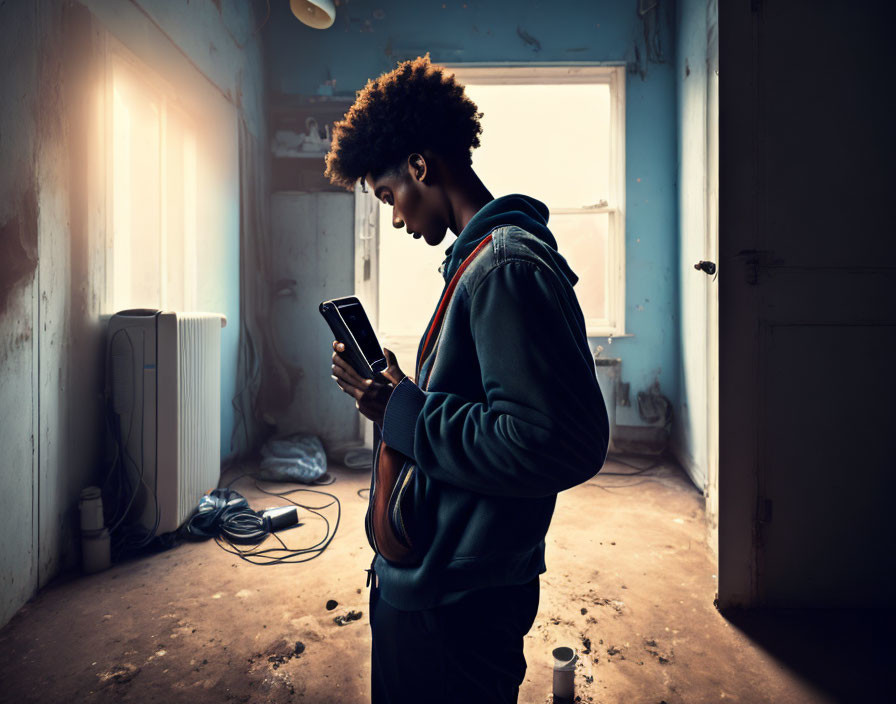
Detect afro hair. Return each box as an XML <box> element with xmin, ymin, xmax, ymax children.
<box><xmin>324</xmin><ymin>53</ymin><xmax>484</xmax><ymax>191</ymax></box>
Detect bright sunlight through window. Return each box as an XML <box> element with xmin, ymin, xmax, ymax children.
<box><xmin>378</xmin><ymin>66</ymin><xmax>626</xmax><ymax>356</ymax></box>
<box><xmin>109</xmin><ymin>55</ymin><xmax>197</xmax><ymax>313</ymax></box>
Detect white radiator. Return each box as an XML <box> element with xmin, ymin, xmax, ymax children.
<box><xmin>108</xmin><ymin>310</ymin><xmax>226</xmax><ymax>535</ymax></box>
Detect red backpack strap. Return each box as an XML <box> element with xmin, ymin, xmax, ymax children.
<box><xmin>415</xmin><ymin>233</ymin><xmax>494</xmax><ymax>386</ymax></box>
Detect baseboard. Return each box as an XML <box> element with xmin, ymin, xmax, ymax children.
<box><xmin>668</xmin><ymin>427</ymin><xmax>706</xmax><ymax>494</ymax></box>
<box><xmin>610</xmin><ymin>424</ymin><xmax>669</xmax><ymax>455</ymax></box>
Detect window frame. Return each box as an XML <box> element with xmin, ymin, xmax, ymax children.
<box><xmin>442</xmin><ymin>64</ymin><xmax>627</xmax><ymax>337</ymax></box>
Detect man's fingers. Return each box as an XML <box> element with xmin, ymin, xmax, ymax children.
<box><xmin>381</xmin><ymin>348</ymin><xmax>405</xmax><ymax>384</ymax></box>
<box><xmin>331</xmin><ymin>374</ymin><xmax>363</xmax><ymax>401</ymax></box>
<box><xmin>331</xmin><ymin>348</ymin><xmax>362</xmax><ymax>379</ymax></box>
<box><xmin>384</xmin><ymin>347</ymin><xmax>402</xmax><ymax>370</ymax></box>
<box><xmin>330</xmin><ymin>373</ymin><xmax>350</xmax><ymax>394</ymax></box>
<box><xmin>331</xmin><ymin>366</ymin><xmax>365</xmax><ymax>397</ymax></box>
<box><xmin>331</xmin><ymin>342</ymin><xmax>383</xmax><ymax>412</ymax></box>
<box><xmin>331</xmin><ymin>362</ymin><xmax>353</xmax><ymax>385</ymax></box>
<box><xmin>332</xmin><ymin>354</ymin><xmax>367</xmax><ymax>387</ymax></box>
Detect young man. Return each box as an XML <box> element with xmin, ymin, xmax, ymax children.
<box><xmin>324</xmin><ymin>54</ymin><xmax>609</xmax><ymax>704</ymax></box>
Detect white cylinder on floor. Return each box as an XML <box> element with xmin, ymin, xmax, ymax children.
<box><xmin>79</xmin><ymin>486</ymin><xmax>105</xmax><ymax>532</ymax></box>
<box><xmin>552</xmin><ymin>645</ymin><xmax>577</xmax><ymax>702</ymax></box>
<box><xmin>82</xmin><ymin>527</ymin><xmax>111</xmax><ymax>574</ymax></box>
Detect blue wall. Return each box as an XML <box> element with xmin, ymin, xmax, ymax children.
<box><xmin>266</xmin><ymin>0</ymin><xmax>679</xmax><ymax>428</ymax></box>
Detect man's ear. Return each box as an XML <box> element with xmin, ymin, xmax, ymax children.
<box><xmin>408</xmin><ymin>153</ymin><xmax>427</xmax><ymax>182</ymax></box>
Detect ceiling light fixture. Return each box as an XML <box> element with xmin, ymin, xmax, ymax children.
<box><xmin>290</xmin><ymin>0</ymin><xmax>336</xmax><ymax>29</ymax></box>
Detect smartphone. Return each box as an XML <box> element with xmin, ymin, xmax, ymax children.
<box><xmin>319</xmin><ymin>296</ymin><xmax>387</xmax><ymax>380</ymax></box>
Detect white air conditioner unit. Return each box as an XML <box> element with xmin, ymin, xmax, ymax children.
<box><xmin>107</xmin><ymin>310</ymin><xmax>226</xmax><ymax>535</ymax></box>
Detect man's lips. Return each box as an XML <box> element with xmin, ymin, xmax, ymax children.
<box><xmin>411</xmin><ymin>231</ymin><xmax>422</xmax><ymax>239</ymax></box>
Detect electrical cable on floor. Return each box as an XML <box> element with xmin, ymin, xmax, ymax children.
<box><xmin>596</xmin><ymin>453</ymin><xmax>664</xmax><ymax>476</ymax></box>
<box><xmin>580</xmin><ymin>452</ymin><xmax>672</xmax><ymax>489</ymax></box>
<box><xmin>194</xmin><ymin>473</ymin><xmax>342</xmax><ymax>565</ymax></box>
<box><xmin>310</xmin><ymin>473</ymin><xmax>336</xmax><ymax>486</ymax></box>
<box><xmin>184</xmin><ymin>487</ymin><xmax>271</xmax><ymax>544</ymax></box>
<box><xmin>584</xmin><ymin>478</ymin><xmax>668</xmax><ymax>491</ymax></box>
<box><xmin>225</xmin><ymin>469</ymin><xmax>336</xmax><ymax>489</ymax></box>
<box><xmin>225</xmin><ymin>469</ymin><xmax>256</xmax><ymax>490</ymax></box>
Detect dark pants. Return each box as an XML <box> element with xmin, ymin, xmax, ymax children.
<box><xmin>369</xmin><ymin>575</ymin><xmax>540</xmax><ymax>704</ymax></box>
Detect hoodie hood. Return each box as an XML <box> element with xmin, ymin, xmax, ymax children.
<box><xmin>439</xmin><ymin>194</ymin><xmax>579</xmax><ymax>287</ymax></box>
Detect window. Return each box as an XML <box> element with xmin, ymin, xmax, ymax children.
<box><xmin>107</xmin><ymin>50</ymin><xmax>198</xmax><ymax>313</ymax></box>
<box><xmin>447</xmin><ymin>65</ymin><xmax>626</xmax><ymax>337</ymax></box>
<box><xmin>377</xmin><ymin>66</ymin><xmax>626</xmax><ymax>349</ymax></box>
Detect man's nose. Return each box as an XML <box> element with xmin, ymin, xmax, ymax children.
<box><xmin>392</xmin><ymin>214</ymin><xmax>404</xmax><ymax>229</ymax></box>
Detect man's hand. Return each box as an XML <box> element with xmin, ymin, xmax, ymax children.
<box><xmin>331</xmin><ymin>341</ymin><xmax>407</xmax><ymax>425</ymax></box>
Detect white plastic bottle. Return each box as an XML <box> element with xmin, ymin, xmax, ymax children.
<box><xmin>79</xmin><ymin>486</ymin><xmax>110</xmax><ymax>574</ymax></box>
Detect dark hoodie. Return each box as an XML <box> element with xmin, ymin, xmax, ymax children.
<box><xmin>371</xmin><ymin>193</ymin><xmax>609</xmax><ymax>610</ymax></box>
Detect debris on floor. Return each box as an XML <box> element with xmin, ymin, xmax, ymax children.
<box><xmin>98</xmin><ymin>662</ymin><xmax>140</xmax><ymax>685</ymax></box>
<box><xmin>252</xmin><ymin>639</ymin><xmax>306</xmax><ymax>670</ymax></box>
<box><xmin>643</xmin><ymin>638</ymin><xmax>674</xmax><ymax>665</ymax></box>
<box><xmin>333</xmin><ymin>609</ymin><xmax>363</xmax><ymax>626</ymax></box>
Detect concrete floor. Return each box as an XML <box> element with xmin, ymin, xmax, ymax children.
<box><xmin>0</xmin><ymin>455</ymin><xmax>889</xmax><ymax>703</ymax></box>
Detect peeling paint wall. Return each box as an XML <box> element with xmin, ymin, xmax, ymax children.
<box><xmin>265</xmin><ymin>0</ymin><xmax>680</xmax><ymax>442</ymax></box>
<box><xmin>0</xmin><ymin>0</ymin><xmax>267</xmax><ymax>628</ymax></box>
<box><xmin>0</xmin><ymin>0</ymin><xmax>41</xmax><ymax>631</ymax></box>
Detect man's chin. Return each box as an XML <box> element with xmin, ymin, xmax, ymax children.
<box><xmin>423</xmin><ymin>228</ymin><xmax>447</xmax><ymax>246</ymax></box>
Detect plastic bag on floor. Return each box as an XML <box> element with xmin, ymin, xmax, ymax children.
<box><xmin>259</xmin><ymin>433</ymin><xmax>327</xmax><ymax>483</ymax></box>
<box><xmin>326</xmin><ymin>440</ymin><xmax>373</xmax><ymax>470</ymax></box>
<box><xmin>342</xmin><ymin>448</ymin><xmax>372</xmax><ymax>469</ymax></box>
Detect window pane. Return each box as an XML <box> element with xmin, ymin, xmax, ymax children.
<box><xmin>163</xmin><ymin>107</ymin><xmax>185</xmax><ymax>310</ymax></box>
<box><xmin>378</xmin><ymin>77</ymin><xmax>621</xmax><ymax>345</ymax></box>
<box><xmin>549</xmin><ymin>211</ymin><xmax>609</xmax><ymax>322</ymax></box>
<box><xmin>182</xmin><ymin>130</ymin><xmax>197</xmax><ymax>311</ymax></box>
<box><xmin>462</xmin><ymin>83</ymin><xmax>611</xmax><ymax>209</ymax></box>
<box><xmin>378</xmin><ymin>206</ymin><xmax>447</xmax><ymax>337</ymax></box>
<box><xmin>112</xmin><ymin>62</ymin><xmax>161</xmax><ymax>312</ymax></box>
<box><xmin>162</xmin><ymin>106</ymin><xmax>197</xmax><ymax>311</ymax></box>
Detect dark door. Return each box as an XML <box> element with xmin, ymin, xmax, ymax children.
<box><xmin>719</xmin><ymin>0</ymin><xmax>896</xmax><ymax>607</ymax></box>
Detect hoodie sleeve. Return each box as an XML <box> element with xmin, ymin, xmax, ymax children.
<box><xmin>381</xmin><ymin>259</ymin><xmax>609</xmax><ymax>499</ymax></box>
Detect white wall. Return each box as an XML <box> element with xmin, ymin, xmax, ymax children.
<box><xmin>269</xmin><ymin>192</ymin><xmax>363</xmax><ymax>449</ymax></box>
<box><xmin>673</xmin><ymin>0</ymin><xmax>713</xmax><ymax>496</ymax></box>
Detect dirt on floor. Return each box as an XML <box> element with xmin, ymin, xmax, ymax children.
<box><xmin>0</xmin><ymin>455</ymin><xmax>863</xmax><ymax>703</ymax></box>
